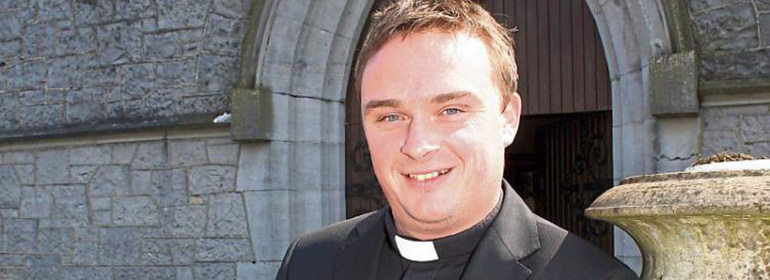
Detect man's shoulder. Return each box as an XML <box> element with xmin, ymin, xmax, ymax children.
<box><xmin>289</xmin><ymin>208</ymin><xmax>386</xmax><ymax>261</ymax></box>
<box><xmin>528</xmin><ymin>217</ymin><xmax>638</xmax><ymax>280</ymax></box>
<box><xmin>294</xmin><ymin>209</ymin><xmax>382</xmax><ymax>251</ymax></box>
<box><xmin>276</xmin><ymin>209</ymin><xmax>385</xmax><ymax>280</ymax></box>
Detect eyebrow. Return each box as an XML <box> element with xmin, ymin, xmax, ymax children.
<box><xmin>431</xmin><ymin>91</ymin><xmax>471</xmax><ymax>104</ymax></box>
<box><xmin>363</xmin><ymin>91</ymin><xmax>473</xmax><ymax>114</ymax></box>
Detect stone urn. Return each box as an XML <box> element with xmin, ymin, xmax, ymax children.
<box><xmin>585</xmin><ymin>160</ymin><xmax>770</xmax><ymax>280</ymax></box>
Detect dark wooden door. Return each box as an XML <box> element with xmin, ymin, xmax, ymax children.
<box><xmin>483</xmin><ymin>0</ymin><xmax>611</xmax><ymax>116</ymax></box>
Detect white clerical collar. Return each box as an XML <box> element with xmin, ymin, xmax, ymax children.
<box><xmin>394</xmin><ymin>235</ymin><xmax>439</xmax><ymax>262</ymax></box>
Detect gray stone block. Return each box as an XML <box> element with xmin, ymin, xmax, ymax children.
<box><xmin>0</xmin><ymin>254</ymin><xmax>24</xmax><ymax>267</ymax></box>
<box><xmin>198</xmin><ymin>55</ymin><xmax>238</xmax><ymax>92</ymax></box>
<box><xmin>67</xmin><ymin>241</ymin><xmax>99</xmax><ymax>265</ymax></box>
<box><xmin>19</xmin><ymin>186</ymin><xmax>52</xmax><ymax>218</ymax></box>
<box><xmin>7</xmin><ymin>59</ymin><xmax>45</xmax><ymax>90</ymax></box>
<box><xmin>741</xmin><ymin>115</ymin><xmax>770</xmax><ymax>142</ymax></box>
<box><xmin>157</xmin><ymin>0</ymin><xmax>207</xmax><ymax>29</ymax></box>
<box><xmin>131</xmin><ymin>142</ymin><xmax>168</xmax><ymax>169</ymax></box>
<box><xmin>48</xmin><ymin>55</ymin><xmax>92</xmax><ymax>89</ymax></box>
<box><xmin>26</xmin><ymin>268</ymin><xmax>63</xmax><ymax>280</ymax></box>
<box><xmin>116</xmin><ymin>0</ymin><xmax>155</xmax><ymax>18</ymax></box>
<box><xmin>157</xmin><ymin>58</ymin><xmax>197</xmax><ymax>86</ymax></box>
<box><xmin>213</xmin><ymin>0</ymin><xmax>251</xmax><ymax>18</ymax></box>
<box><xmin>195</xmin><ymin>263</ymin><xmax>235</xmax><ymax>280</ymax></box>
<box><xmin>4</xmin><ymin>152</ymin><xmax>34</xmax><ymax>164</ymax></box>
<box><xmin>90</xmin><ymin>165</ymin><xmax>131</xmax><ymax>196</ymax></box>
<box><xmin>17</xmin><ymin>90</ymin><xmax>46</xmax><ymax>106</ymax></box>
<box><xmin>114</xmin><ymin>267</ymin><xmax>177</xmax><ymax>280</ymax></box>
<box><xmin>244</xmin><ymin>190</ymin><xmax>291</xmax><ymax>261</ymax></box>
<box><xmin>759</xmin><ymin>0</ymin><xmax>770</xmax><ymax>12</ymax></box>
<box><xmin>66</xmin><ymin>88</ymin><xmax>104</xmax><ymax>125</ymax></box>
<box><xmin>169</xmin><ymin>140</ymin><xmax>208</xmax><ymax>167</ymax></box>
<box><xmin>36</xmin><ymin>0</ymin><xmax>72</xmax><ymax>22</ymax></box>
<box><xmin>84</xmin><ymin>68</ymin><xmax>119</xmax><ymax>88</ymax></box>
<box><xmin>113</xmin><ymin>196</ymin><xmax>159</xmax><ymax>226</ymax></box>
<box><xmin>144</xmin><ymin>87</ymin><xmax>183</xmax><ymax>118</ymax></box>
<box><xmin>139</xmin><ymin>239</ymin><xmax>195</xmax><ymax>265</ymax></box>
<box><xmin>3</xmin><ymin>219</ymin><xmax>37</xmax><ymax>253</ymax></box>
<box><xmin>94</xmin><ymin>211</ymin><xmax>111</xmax><ymax>226</ymax></box>
<box><xmin>195</xmin><ymin>239</ymin><xmax>254</xmax><ymax>262</ymax></box>
<box><xmin>294</xmin><ymin>98</ymin><xmax>324</xmax><ymax>142</ymax></box>
<box><xmin>0</xmin><ymin>209</ymin><xmax>18</xmax><ymax>218</ymax></box>
<box><xmin>691</xmin><ymin>2</ymin><xmax>757</xmax><ymax>51</ymax></box>
<box><xmin>70</xmin><ymin>146</ymin><xmax>112</xmax><ymax>165</ymax></box>
<box><xmin>17</xmin><ymin>104</ymin><xmax>65</xmax><ymax>128</ymax></box>
<box><xmin>38</xmin><ymin>227</ymin><xmax>73</xmax><ymax>254</ymax></box>
<box><xmin>99</xmin><ymin>227</ymin><xmax>142</xmax><ymax>265</ymax></box>
<box><xmin>49</xmin><ymin>185</ymin><xmax>89</xmax><ymax>227</ymax></box>
<box><xmin>97</xmin><ymin>22</ymin><xmax>143</xmax><ymax>65</ymax></box>
<box><xmin>701</xmin><ymin>130</ymin><xmax>746</xmax><ymax>156</ymax></box>
<box><xmin>161</xmin><ymin>205</ymin><xmax>206</xmax><ymax>237</ymax></box>
<box><xmin>119</xmin><ymin>63</ymin><xmax>155</xmax><ymax>101</ymax></box>
<box><xmin>208</xmin><ymin>143</ymin><xmax>239</xmax><ymax>165</ymax></box>
<box><xmin>55</xmin><ymin>27</ymin><xmax>96</xmax><ymax>56</ymax></box>
<box><xmin>181</xmin><ymin>93</ymin><xmax>229</xmax><ymax>115</ymax></box>
<box><xmin>36</xmin><ymin>149</ymin><xmax>69</xmax><ymax>185</ymax></box>
<box><xmin>131</xmin><ymin>170</ymin><xmax>152</xmax><ymax>195</ymax></box>
<box><xmin>90</xmin><ymin>197</ymin><xmax>110</xmax><ymax>211</ymax></box>
<box><xmin>649</xmin><ymin>51</ymin><xmax>699</xmax><ymax>116</ymax></box>
<box><xmin>71</xmin><ymin>165</ymin><xmax>98</xmax><ymax>184</ymax></box>
<box><xmin>190</xmin><ymin>165</ymin><xmax>236</xmax><ymax>195</ymax></box>
<box><xmin>688</xmin><ymin>0</ymin><xmax>743</xmax><ymax>13</ymax></box>
<box><xmin>0</xmin><ymin>166</ymin><xmax>21</xmax><ymax>208</ymax></box>
<box><xmin>237</xmin><ymin>142</ymin><xmax>290</xmax><ymax>191</ymax></box>
<box><xmin>24</xmin><ymin>22</ymin><xmax>57</xmax><ymax>57</ymax></box>
<box><xmin>112</xmin><ymin>143</ymin><xmax>137</xmax><ymax>164</ymax></box>
<box><xmin>0</xmin><ymin>40</ymin><xmax>20</xmax><ymax>58</ymax></box>
<box><xmin>151</xmin><ymin>169</ymin><xmax>188</xmax><ymax>207</ymax></box>
<box><xmin>74</xmin><ymin>227</ymin><xmax>98</xmax><ymax>242</ymax></box>
<box><xmin>207</xmin><ymin>193</ymin><xmax>248</xmax><ymax>238</ymax></box>
<box><xmin>0</xmin><ymin>268</ymin><xmax>27</xmax><ymax>280</ymax></box>
<box><xmin>0</xmin><ymin>15</ymin><xmax>20</xmax><ymax>40</ymax></box>
<box><xmin>146</xmin><ymin>31</ymin><xmax>183</xmax><ymax>60</ymax></box>
<box><xmin>74</xmin><ymin>0</ymin><xmax>114</xmax><ymax>25</ymax></box>
<box><xmin>177</xmin><ymin>267</ymin><xmax>193</xmax><ymax>280</ymax></box>
<box><xmin>204</xmin><ymin>14</ymin><xmax>244</xmax><ymax>56</ymax></box>
<box><xmin>0</xmin><ymin>0</ymin><xmax>28</xmax><ymax>10</ymax></box>
<box><xmin>62</xmin><ymin>267</ymin><xmax>112</xmax><ymax>280</ymax></box>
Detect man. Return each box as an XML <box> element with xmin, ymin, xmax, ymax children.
<box><xmin>276</xmin><ymin>0</ymin><xmax>638</xmax><ymax>279</ymax></box>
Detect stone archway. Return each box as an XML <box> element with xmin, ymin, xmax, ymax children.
<box><xmin>242</xmin><ymin>0</ymin><xmax>675</xmax><ymax>276</ymax></box>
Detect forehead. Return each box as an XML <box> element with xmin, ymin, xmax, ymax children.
<box><xmin>361</xmin><ymin>31</ymin><xmax>498</xmax><ymax>104</ymax></box>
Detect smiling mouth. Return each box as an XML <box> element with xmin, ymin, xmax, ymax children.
<box><xmin>405</xmin><ymin>168</ymin><xmax>452</xmax><ymax>182</ymax></box>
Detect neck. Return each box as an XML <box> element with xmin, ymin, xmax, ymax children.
<box><xmin>394</xmin><ymin>188</ymin><xmax>502</xmax><ymax>240</ymax></box>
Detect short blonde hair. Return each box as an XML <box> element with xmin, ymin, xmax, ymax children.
<box><xmin>354</xmin><ymin>0</ymin><xmax>518</xmax><ymax>108</ymax></box>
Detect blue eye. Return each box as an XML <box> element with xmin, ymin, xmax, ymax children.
<box><xmin>443</xmin><ymin>108</ymin><xmax>462</xmax><ymax>115</ymax></box>
<box><xmin>381</xmin><ymin>115</ymin><xmax>400</xmax><ymax>122</ymax></box>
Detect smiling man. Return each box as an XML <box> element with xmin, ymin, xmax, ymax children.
<box><xmin>275</xmin><ymin>0</ymin><xmax>638</xmax><ymax>279</ymax></box>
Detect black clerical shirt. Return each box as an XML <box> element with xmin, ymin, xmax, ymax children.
<box><xmin>377</xmin><ymin>194</ymin><xmax>503</xmax><ymax>280</ymax></box>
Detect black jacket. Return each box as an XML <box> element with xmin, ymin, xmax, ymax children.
<box><xmin>276</xmin><ymin>182</ymin><xmax>639</xmax><ymax>280</ymax></box>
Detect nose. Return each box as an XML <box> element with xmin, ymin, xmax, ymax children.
<box><xmin>400</xmin><ymin>118</ymin><xmax>440</xmax><ymax>160</ymax></box>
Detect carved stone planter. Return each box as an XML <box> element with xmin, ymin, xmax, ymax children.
<box><xmin>586</xmin><ymin>161</ymin><xmax>770</xmax><ymax>280</ymax></box>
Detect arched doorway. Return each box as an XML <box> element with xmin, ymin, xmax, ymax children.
<box><xmin>345</xmin><ymin>0</ymin><xmax>615</xmax><ymax>254</ymax></box>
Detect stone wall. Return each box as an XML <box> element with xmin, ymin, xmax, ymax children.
<box><xmin>0</xmin><ymin>0</ymin><xmax>249</xmax><ymax>140</ymax></box>
<box><xmin>0</xmin><ymin>131</ymin><xmax>261</xmax><ymax>280</ymax></box>
<box><xmin>689</xmin><ymin>0</ymin><xmax>770</xmax><ymax>81</ymax></box>
<box><xmin>701</xmin><ymin>104</ymin><xmax>770</xmax><ymax>157</ymax></box>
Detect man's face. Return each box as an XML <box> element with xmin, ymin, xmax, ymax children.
<box><xmin>361</xmin><ymin>31</ymin><xmax>521</xmax><ymax>238</ymax></box>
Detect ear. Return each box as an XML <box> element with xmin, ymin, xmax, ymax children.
<box><xmin>501</xmin><ymin>92</ymin><xmax>521</xmax><ymax>148</ymax></box>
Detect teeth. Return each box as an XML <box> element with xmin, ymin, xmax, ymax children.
<box><xmin>408</xmin><ymin>169</ymin><xmax>449</xmax><ymax>181</ymax></box>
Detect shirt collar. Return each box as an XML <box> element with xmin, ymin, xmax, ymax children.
<box><xmin>384</xmin><ymin>187</ymin><xmax>504</xmax><ymax>262</ymax></box>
